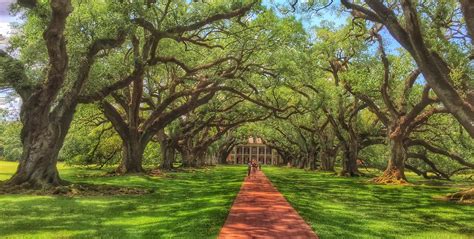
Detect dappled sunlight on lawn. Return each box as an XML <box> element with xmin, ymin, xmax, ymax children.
<box><xmin>0</xmin><ymin>161</ymin><xmax>246</xmax><ymax>238</ymax></box>
<box><xmin>263</xmin><ymin>166</ymin><xmax>474</xmax><ymax>239</ymax></box>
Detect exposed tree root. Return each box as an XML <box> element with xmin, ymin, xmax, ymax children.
<box><xmin>0</xmin><ymin>181</ymin><xmax>152</xmax><ymax>196</ymax></box>
<box><xmin>371</xmin><ymin>177</ymin><xmax>409</xmax><ymax>185</ymax></box>
<box><xmin>5</xmin><ymin>176</ymin><xmax>69</xmax><ymax>190</ymax></box>
<box><xmin>147</xmin><ymin>168</ymin><xmax>165</xmax><ymax>176</ymax></box>
<box><xmin>371</xmin><ymin>170</ymin><xmax>409</xmax><ymax>185</ymax></box>
<box><xmin>445</xmin><ymin>188</ymin><xmax>474</xmax><ymax>204</ymax></box>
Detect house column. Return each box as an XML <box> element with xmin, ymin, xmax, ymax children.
<box><xmin>257</xmin><ymin>146</ymin><xmax>259</xmax><ymax>164</ymax></box>
<box><xmin>249</xmin><ymin>146</ymin><xmax>252</xmax><ymax>163</ymax></box>
<box><xmin>264</xmin><ymin>146</ymin><xmax>267</xmax><ymax>165</ymax></box>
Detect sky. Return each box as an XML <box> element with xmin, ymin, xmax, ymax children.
<box><xmin>0</xmin><ymin>0</ymin><xmax>18</xmax><ymax>120</ymax></box>
<box><xmin>0</xmin><ymin>0</ymin><xmax>16</xmax><ymax>37</ymax></box>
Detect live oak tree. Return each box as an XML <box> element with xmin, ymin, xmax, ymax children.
<box><xmin>98</xmin><ymin>1</ymin><xmax>262</xmax><ymax>173</ymax></box>
<box><xmin>344</xmin><ymin>31</ymin><xmax>455</xmax><ymax>183</ymax></box>
<box><xmin>0</xmin><ymin>0</ymin><xmax>134</xmax><ymax>188</ymax></box>
<box><xmin>282</xmin><ymin>21</ymin><xmax>376</xmax><ymax>175</ymax></box>
<box><xmin>105</xmin><ymin>8</ymin><xmax>306</xmax><ymax>172</ymax></box>
<box><xmin>341</xmin><ymin>0</ymin><xmax>474</xmax><ymax>138</ymax></box>
<box><xmin>311</xmin><ymin>22</ymin><xmax>368</xmax><ymax>176</ymax></box>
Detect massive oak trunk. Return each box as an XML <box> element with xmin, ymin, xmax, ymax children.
<box><xmin>297</xmin><ymin>157</ymin><xmax>306</xmax><ymax>169</ymax></box>
<box><xmin>318</xmin><ymin>133</ymin><xmax>336</xmax><ymax>171</ymax></box>
<box><xmin>6</xmin><ymin>0</ymin><xmax>74</xmax><ymax>188</ymax></box>
<box><xmin>159</xmin><ymin>139</ymin><xmax>175</xmax><ymax>170</ymax></box>
<box><xmin>319</xmin><ymin>149</ymin><xmax>335</xmax><ymax>171</ymax></box>
<box><xmin>218</xmin><ymin>150</ymin><xmax>229</xmax><ymax>164</ymax></box>
<box><xmin>194</xmin><ymin>151</ymin><xmax>206</xmax><ymax>167</ymax></box>
<box><xmin>460</xmin><ymin>0</ymin><xmax>474</xmax><ymax>45</ymax></box>
<box><xmin>340</xmin><ymin>137</ymin><xmax>359</xmax><ymax>176</ymax></box>
<box><xmin>8</xmin><ymin>121</ymin><xmax>70</xmax><ymax>188</ymax></box>
<box><xmin>217</xmin><ymin>141</ymin><xmax>235</xmax><ymax>164</ymax></box>
<box><xmin>374</xmin><ymin>136</ymin><xmax>407</xmax><ymax>183</ymax></box>
<box><xmin>180</xmin><ymin>147</ymin><xmax>194</xmax><ymax>167</ymax></box>
<box><xmin>308</xmin><ymin>151</ymin><xmax>317</xmax><ymax>170</ymax></box>
<box><xmin>117</xmin><ymin>139</ymin><xmax>145</xmax><ymax>174</ymax></box>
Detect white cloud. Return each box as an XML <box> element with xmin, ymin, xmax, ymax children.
<box><xmin>0</xmin><ymin>21</ymin><xmax>11</xmax><ymax>35</ymax></box>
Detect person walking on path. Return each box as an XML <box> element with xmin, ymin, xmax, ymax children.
<box><xmin>251</xmin><ymin>160</ymin><xmax>258</xmax><ymax>175</ymax></box>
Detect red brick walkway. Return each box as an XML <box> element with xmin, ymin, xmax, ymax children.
<box><xmin>218</xmin><ymin>170</ymin><xmax>318</xmax><ymax>239</ymax></box>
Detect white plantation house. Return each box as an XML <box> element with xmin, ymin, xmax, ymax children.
<box><xmin>226</xmin><ymin>137</ymin><xmax>282</xmax><ymax>165</ymax></box>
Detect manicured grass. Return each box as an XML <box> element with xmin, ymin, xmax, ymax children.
<box><xmin>0</xmin><ymin>161</ymin><xmax>246</xmax><ymax>238</ymax></box>
<box><xmin>263</xmin><ymin>166</ymin><xmax>474</xmax><ymax>239</ymax></box>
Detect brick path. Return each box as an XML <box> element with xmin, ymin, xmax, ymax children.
<box><xmin>218</xmin><ymin>170</ymin><xmax>318</xmax><ymax>239</ymax></box>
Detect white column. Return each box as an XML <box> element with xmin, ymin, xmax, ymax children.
<box><xmin>264</xmin><ymin>146</ymin><xmax>267</xmax><ymax>164</ymax></box>
<box><xmin>257</xmin><ymin>146</ymin><xmax>259</xmax><ymax>164</ymax></box>
<box><xmin>249</xmin><ymin>146</ymin><xmax>252</xmax><ymax>163</ymax></box>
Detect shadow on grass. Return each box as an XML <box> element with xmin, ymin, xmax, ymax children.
<box><xmin>0</xmin><ymin>165</ymin><xmax>247</xmax><ymax>239</ymax></box>
<box><xmin>263</xmin><ymin>167</ymin><xmax>474</xmax><ymax>239</ymax></box>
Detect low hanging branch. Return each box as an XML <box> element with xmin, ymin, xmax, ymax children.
<box><xmin>407</xmin><ymin>152</ymin><xmax>451</xmax><ymax>180</ymax></box>
<box><xmin>407</xmin><ymin>139</ymin><xmax>474</xmax><ymax>168</ymax></box>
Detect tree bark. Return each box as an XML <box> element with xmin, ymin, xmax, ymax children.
<box><xmin>460</xmin><ymin>0</ymin><xmax>474</xmax><ymax>45</ymax></box>
<box><xmin>297</xmin><ymin>157</ymin><xmax>306</xmax><ymax>169</ymax></box>
<box><xmin>180</xmin><ymin>149</ymin><xmax>194</xmax><ymax>167</ymax></box>
<box><xmin>6</xmin><ymin>0</ymin><xmax>73</xmax><ymax>188</ymax></box>
<box><xmin>194</xmin><ymin>151</ymin><xmax>206</xmax><ymax>167</ymax></box>
<box><xmin>159</xmin><ymin>139</ymin><xmax>175</xmax><ymax>170</ymax></box>
<box><xmin>217</xmin><ymin>141</ymin><xmax>235</xmax><ymax>164</ymax></box>
<box><xmin>218</xmin><ymin>151</ymin><xmax>229</xmax><ymax>164</ymax></box>
<box><xmin>374</xmin><ymin>137</ymin><xmax>407</xmax><ymax>184</ymax></box>
<box><xmin>7</xmin><ymin>123</ymin><xmax>68</xmax><ymax>188</ymax></box>
<box><xmin>117</xmin><ymin>139</ymin><xmax>145</xmax><ymax>174</ymax></box>
<box><xmin>308</xmin><ymin>152</ymin><xmax>317</xmax><ymax>170</ymax></box>
<box><xmin>340</xmin><ymin>137</ymin><xmax>360</xmax><ymax>176</ymax></box>
<box><xmin>319</xmin><ymin>149</ymin><xmax>335</xmax><ymax>171</ymax></box>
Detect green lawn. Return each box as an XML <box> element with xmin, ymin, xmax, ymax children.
<box><xmin>263</xmin><ymin>166</ymin><xmax>474</xmax><ymax>239</ymax></box>
<box><xmin>0</xmin><ymin>161</ymin><xmax>245</xmax><ymax>239</ymax></box>
<box><xmin>2</xmin><ymin>162</ymin><xmax>473</xmax><ymax>239</ymax></box>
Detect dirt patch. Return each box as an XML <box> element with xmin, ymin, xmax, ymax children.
<box><xmin>0</xmin><ymin>182</ymin><xmax>153</xmax><ymax>197</ymax></box>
